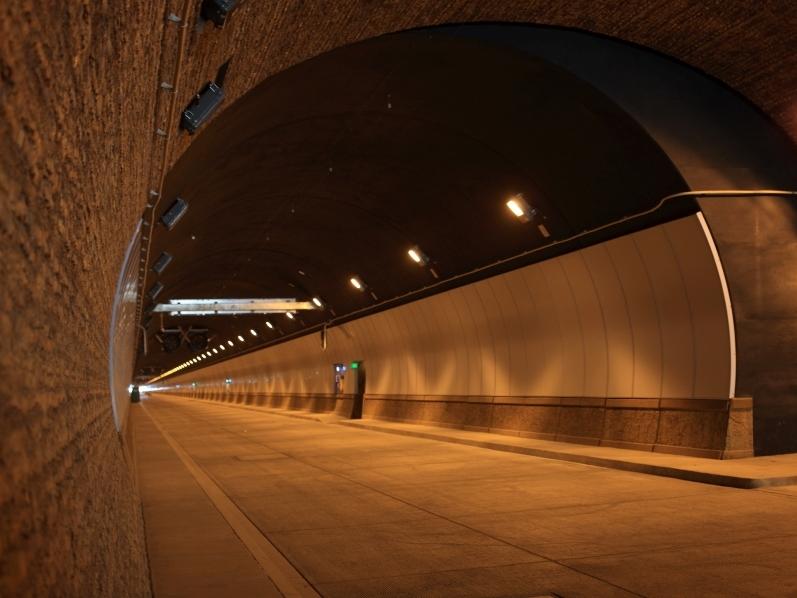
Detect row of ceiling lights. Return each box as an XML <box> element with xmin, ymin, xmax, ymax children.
<box><xmin>169</xmin><ymin>194</ymin><xmax>543</xmax><ymax>374</ymax></box>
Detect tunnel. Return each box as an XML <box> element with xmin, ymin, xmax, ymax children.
<box><xmin>3</xmin><ymin>2</ymin><xmax>797</xmax><ymax>597</ymax></box>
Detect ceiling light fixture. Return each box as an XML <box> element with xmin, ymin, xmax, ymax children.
<box><xmin>312</xmin><ymin>297</ymin><xmax>323</xmax><ymax>308</ymax></box>
<box><xmin>153</xmin><ymin>298</ymin><xmax>316</xmax><ymax>316</ymax></box>
<box><xmin>506</xmin><ymin>194</ymin><xmax>536</xmax><ymax>223</ymax></box>
<box><xmin>213</xmin><ymin>348</ymin><xmax>218</xmax><ymax>354</ymax></box>
<box><xmin>265</xmin><ymin>321</ymin><xmax>274</xmax><ymax>329</ymax></box>
<box><xmin>227</xmin><ymin>340</ymin><xmax>233</xmax><ymax>347</ymax></box>
<box><xmin>286</xmin><ymin>312</ymin><xmax>295</xmax><ymax>320</ymax></box>
<box><xmin>407</xmin><ymin>245</ymin><xmax>429</xmax><ymax>266</ymax></box>
<box><xmin>161</xmin><ymin>197</ymin><xmax>188</xmax><ymax>230</ymax></box>
<box><xmin>350</xmin><ymin>276</ymin><xmax>365</xmax><ymax>290</ymax></box>
<box><xmin>237</xmin><ymin>335</ymin><xmax>244</xmax><ymax>342</ymax></box>
<box><xmin>250</xmin><ymin>329</ymin><xmax>257</xmax><ymax>336</ymax></box>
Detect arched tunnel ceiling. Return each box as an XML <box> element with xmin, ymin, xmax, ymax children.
<box><xmin>137</xmin><ymin>29</ymin><xmax>695</xmax><ymax>375</ymax></box>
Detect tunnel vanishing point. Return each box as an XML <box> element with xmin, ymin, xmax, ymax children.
<box><xmin>2</xmin><ymin>2</ymin><xmax>797</xmax><ymax>597</ymax></box>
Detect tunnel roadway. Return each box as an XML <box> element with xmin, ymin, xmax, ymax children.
<box><xmin>132</xmin><ymin>395</ymin><xmax>797</xmax><ymax>597</ymax></box>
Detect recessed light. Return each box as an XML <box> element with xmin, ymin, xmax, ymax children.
<box><xmin>286</xmin><ymin>312</ymin><xmax>294</xmax><ymax>320</ymax></box>
<box><xmin>265</xmin><ymin>321</ymin><xmax>274</xmax><ymax>329</ymax></box>
<box><xmin>350</xmin><ymin>276</ymin><xmax>364</xmax><ymax>290</ymax></box>
<box><xmin>312</xmin><ymin>297</ymin><xmax>323</xmax><ymax>308</ymax></box>
<box><xmin>220</xmin><ymin>344</ymin><xmax>225</xmax><ymax>350</ymax></box>
<box><xmin>237</xmin><ymin>335</ymin><xmax>244</xmax><ymax>342</ymax></box>
<box><xmin>213</xmin><ymin>348</ymin><xmax>218</xmax><ymax>354</ymax></box>
<box><xmin>227</xmin><ymin>340</ymin><xmax>233</xmax><ymax>347</ymax></box>
<box><xmin>250</xmin><ymin>329</ymin><xmax>257</xmax><ymax>336</ymax></box>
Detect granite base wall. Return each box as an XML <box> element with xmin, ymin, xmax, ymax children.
<box><xmin>173</xmin><ymin>391</ymin><xmax>752</xmax><ymax>459</ymax></box>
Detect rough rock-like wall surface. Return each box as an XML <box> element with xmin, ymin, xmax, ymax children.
<box><xmin>0</xmin><ymin>2</ymin><xmax>159</xmax><ymax>595</ymax></box>
<box><xmin>166</xmin><ymin>0</ymin><xmax>797</xmax><ymax>173</ymax></box>
<box><xmin>0</xmin><ymin>0</ymin><xmax>795</xmax><ymax>595</ymax></box>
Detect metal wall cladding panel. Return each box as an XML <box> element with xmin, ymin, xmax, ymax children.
<box><xmin>450</xmin><ymin>287</ymin><xmax>482</xmax><ymax>396</ymax></box>
<box><xmin>475</xmin><ymin>279</ymin><xmax>506</xmax><ymax>397</ymax></box>
<box><xmin>462</xmin><ymin>282</ymin><xmax>495</xmax><ymax>397</ymax></box>
<box><xmin>408</xmin><ymin>296</ymin><xmax>432</xmax><ymax>394</ymax></box>
<box><xmin>580</xmin><ymin>244</ymin><xmax>635</xmax><ymax>397</ymax></box>
<box><xmin>560</xmin><ymin>252</ymin><xmax>610</xmax><ymax>397</ymax></box>
<box><xmin>385</xmin><ymin>305</ymin><xmax>410</xmax><ymax>396</ymax></box>
<box><xmin>519</xmin><ymin>264</ymin><xmax>564</xmax><ymax>396</ymax></box>
<box><xmin>167</xmin><ymin>215</ymin><xmax>732</xmax><ymax>404</ymax></box>
<box><xmin>666</xmin><ymin>215</ymin><xmax>732</xmax><ymax>398</ymax></box>
<box><xmin>605</xmin><ymin>235</ymin><xmax>663</xmax><ymax>398</ymax></box>
<box><xmin>634</xmin><ymin>225</ymin><xmax>694</xmax><ymax>398</ymax></box>
<box><xmin>541</xmin><ymin>259</ymin><xmax>585</xmax><ymax>397</ymax></box>
<box><xmin>488</xmin><ymin>274</ymin><xmax>524</xmax><ymax>397</ymax></box>
<box><xmin>430</xmin><ymin>292</ymin><xmax>466</xmax><ymax>396</ymax></box>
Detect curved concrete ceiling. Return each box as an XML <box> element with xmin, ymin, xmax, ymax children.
<box><xmin>137</xmin><ymin>30</ymin><xmax>691</xmax><ymax>374</ymax></box>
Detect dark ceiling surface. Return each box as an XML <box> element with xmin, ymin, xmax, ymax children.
<box><xmin>137</xmin><ymin>29</ymin><xmax>690</xmax><ymax>376</ymax></box>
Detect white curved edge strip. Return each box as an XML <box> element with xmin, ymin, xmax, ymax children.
<box><xmin>696</xmin><ymin>211</ymin><xmax>737</xmax><ymax>399</ymax></box>
<box><xmin>108</xmin><ymin>219</ymin><xmax>142</xmax><ymax>432</ymax></box>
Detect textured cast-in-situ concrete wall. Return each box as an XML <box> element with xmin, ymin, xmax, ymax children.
<box><xmin>0</xmin><ymin>2</ymin><xmax>158</xmax><ymax>595</ymax></box>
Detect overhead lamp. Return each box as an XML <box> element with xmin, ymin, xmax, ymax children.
<box><xmin>506</xmin><ymin>194</ymin><xmax>536</xmax><ymax>223</ymax></box>
<box><xmin>407</xmin><ymin>245</ymin><xmax>429</xmax><ymax>266</ymax></box>
<box><xmin>350</xmin><ymin>276</ymin><xmax>365</xmax><ymax>290</ymax></box>
<box><xmin>237</xmin><ymin>335</ymin><xmax>244</xmax><ymax>342</ymax></box>
<box><xmin>250</xmin><ymin>329</ymin><xmax>257</xmax><ymax>336</ymax></box>
<box><xmin>147</xmin><ymin>282</ymin><xmax>165</xmax><ymax>300</ymax></box>
<box><xmin>227</xmin><ymin>340</ymin><xmax>233</xmax><ymax>347</ymax></box>
<box><xmin>154</xmin><ymin>298</ymin><xmax>316</xmax><ymax>315</ymax></box>
<box><xmin>286</xmin><ymin>312</ymin><xmax>295</xmax><ymax>320</ymax></box>
<box><xmin>161</xmin><ymin>197</ymin><xmax>188</xmax><ymax>230</ymax></box>
<box><xmin>265</xmin><ymin>321</ymin><xmax>274</xmax><ymax>329</ymax></box>
<box><xmin>152</xmin><ymin>251</ymin><xmax>173</xmax><ymax>274</ymax></box>
<box><xmin>312</xmin><ymin>297</ymin><xmax>323</xmax><ymax>308</ymax></box>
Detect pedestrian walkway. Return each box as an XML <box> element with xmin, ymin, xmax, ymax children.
<box><xmin>133</xmin><ymin>394</ymin><xmax>797</xmax><ymax>597</ymax></box>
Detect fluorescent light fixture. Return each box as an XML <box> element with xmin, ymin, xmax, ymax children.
<box><xmin>506</xmin><ymin>193</ymin><xmax>536</xmax><ymax>223</ymax></box>
<box><xmin>237</xmin><ymin>335</ymin><xmax>244</xmax><ymax>342</ymax></box>
<box><xmin>227</xmin><ymin>340</ymin><xmax>233</xmax><ymax>347</ymax></box>
<box><xmin>350</xmin><ymin>276</ymin><xmax>364</xmax><ymax>290</ymax></box>
<box><xmin>153</xmin><ymin>298</ymin><xmax>316</xmax><ymax>315</ymax></box>
<box><xmin>312</xmin><ymin>297</ymin><xmax>323</xmax><ymax>308</ymax></box>
<box><xmin>265</xmin><ymin>321</ymin><xmax>274</xmax><ymax>329</ymax></box>
<box><xmin>250</xmin><ymin>329</ymin><xmax>257</xmax><ymax>336</ymax></box>
<box><xmin>407</xmin><ymin>245</ymin><xmax>429</xmax><ymax>265</ymax></box>
<box><xmin>286</xmin><ymin>312</ymin><xmax>294</xmax><ymax>320</ymax></box>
